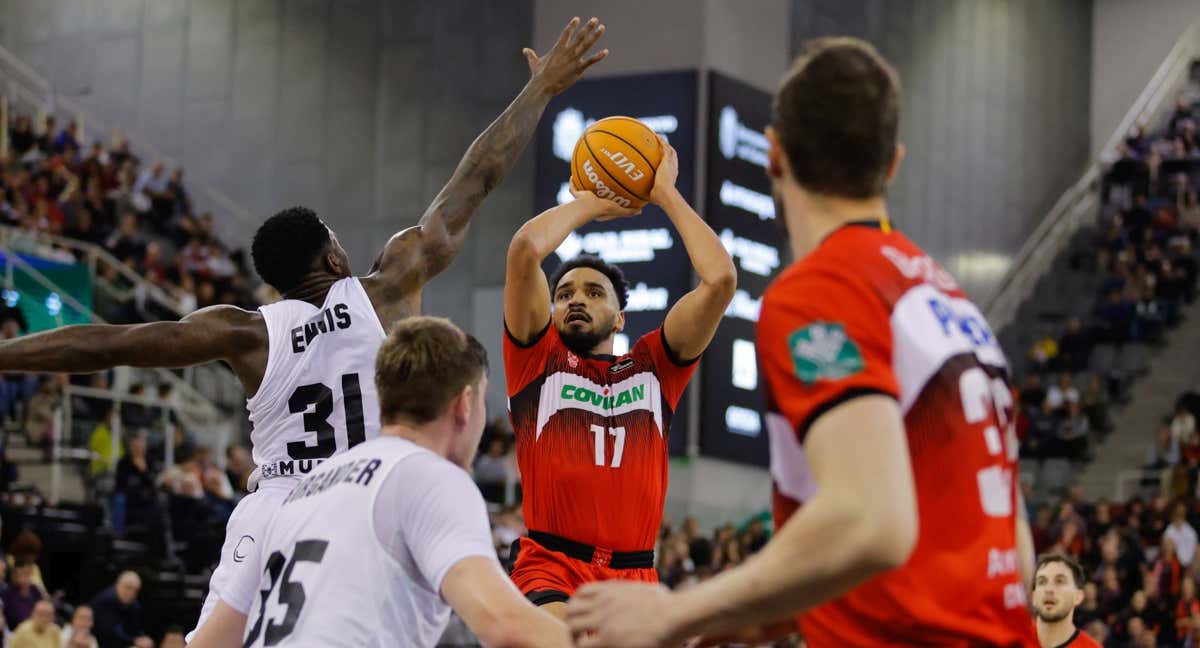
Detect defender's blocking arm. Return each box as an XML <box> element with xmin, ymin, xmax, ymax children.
<box><xmin>371</xmin><ymin>17</ymin><xmax>610</xmax><ymax>294</ymax></box>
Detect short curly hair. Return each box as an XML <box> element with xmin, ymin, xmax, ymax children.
<box><xmin>548</xmin><ymin>254</ymin><xmax>629</xmax><ymax>310</ymax></box>
<box><xmin>251</xmin><ymin>206</ymin><xmax>331</xmax><ymax>293</ymax></box>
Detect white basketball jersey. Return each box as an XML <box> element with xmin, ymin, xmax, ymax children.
<box><xmin>247</xmin><ymin>277</ymin><xmax>386</xmax><ymax>481</ymax></box>
<box><xmin>243</xmin><ymin>437</ymin><xmax>495</xmax><ymax>648</ymax></box>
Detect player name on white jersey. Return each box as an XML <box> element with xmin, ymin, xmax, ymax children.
<box><xmin>247</xmin><ymin>277</ymin><xmax>388</xmax><ymax>475</ymax></box>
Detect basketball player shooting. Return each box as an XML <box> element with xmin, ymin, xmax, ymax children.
<box><xmin>502</xmin><ymin>138</ymin><xmax>736</xmax><ymax>620</ymax></box>
<box><xmin>567</xmin><ymin>37</ymin><xmax>1038</xmax><ymax>648</ymax></box>
<box><xmin>0</xmin><ymin>16</ymin><xmax>609</xmax><ymax>646</ymax></box>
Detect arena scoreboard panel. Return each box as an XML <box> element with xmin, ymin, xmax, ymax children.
<box><xmin>698</xmin><ymin>72</ymin><xmax>781</xmax><ymax>467</ymax></box>
<box><xmin>534</xmin><ymin>70</ymin><xmax>698</xmax><ymax>456</ymax></box>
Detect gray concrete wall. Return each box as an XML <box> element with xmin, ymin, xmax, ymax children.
<box><xmin>1092</xmin><ymin>0</ymin><xmax>1198</xmax><ymax>155</ymax></box>
<box><xmin>0</xmin><ymin>0</ymin><xmax>537</xmax><ymax>326</ymax></box>
<box><xmin>791</xmin><ymin>0</ymin><xmax>1094</xmax><ymax>302</ymax></box>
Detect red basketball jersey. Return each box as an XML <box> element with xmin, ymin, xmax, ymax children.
<box><xmin>757</xmin><ymin>223</ymin><xmax>1038</xmax><ymax>647</ymax></box>
<box><xmin>504</xmin><ymin>324</ymin><xmax>696</xmax><ymax>552</ymax></box>
<box><xmin>1061</xmin><ymin>629</ymin><xmax>1103</xmax><ymax>647</ymax></box>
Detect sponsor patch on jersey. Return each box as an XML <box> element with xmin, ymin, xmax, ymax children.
<box><xmin>788</xmin><ymin>322</ymin><xmax>864</xmax><ymax>384</ymax></box>
<box><xmin>610</xmin><ymin>358</ymin><xmax>635</xmax><ymax>374</ymax></box>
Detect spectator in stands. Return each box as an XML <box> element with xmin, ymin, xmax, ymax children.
<box><xmin>1148</xmin><ymin>425</ymin><xmax>1182</xmax><ymax>472</ymax></box>
<box><xmin>1083</xmin><ymin>375</ymin><xmax>1112</xmax><ymax>436</ymax></box>
<box><xmin>1170</xmin><ymin>97</ymin><xmax>1195</xmax><ymax>137</ymax></box>
<box><xmin>159</xmin><ymin>626</ymin><xmax>185</xmax><ymax>648</ymax></box>
<box><xmin>53</xmin><ymin>122</ymin><xmax>79</xmax><ymax>156</ymax></box>
<box><xmin>1046</xmin><ymin>373</ymin><xmax>1081</xmax><ymax>416</ymax></box>
<box><xmin>1099</xmin><ymin>289</ymin><xmax>1136</xmax><ymax>345</ymax></box>
<box><xmin>88</xmin><ymin>571</ymin><xmax>151</xmax><ymax>648</ymax></box>
<box><xmin>37</xmin><ymin>117</ymin><xmax>56</xmax><ymax>155</ymax></box>
<box><xmin>1057</xmin><ymin>402</ymin><xmax>1091</xmax><ymax>461</ymax></box>
<box><xmin>1020</xmin><ymin>374</ymin><xmax>1047</xmax><ymax>411</ymax></box>
<box><xmin>1174</xmin><ymin>405</ymin><xmax>1198</xmax><ymax>447</ymax></box>
<box><xmin>165</xmin><ymin>168</ymin><xmax>190</xmax><ymax>219</ymax></box>
<box><xmin>1099</xmin><ymin>565</ymin><xmax>1126</xmax><ymax>619</ymax></box>
<box><xmin>474</xmin><ymin>437</ymin><xmax>511</xmax><ymax>504</ymax></box>
<box><xmin>119</xmin><ymin>384</ymin><xmax>149</xmax><ymax>431</ymax></box>
<box><xmin>223</xmin><ymin>444</ymin><xmax>253</xmax><ymax>495</ymax></box>
<box><xmin>87</xmin><ymin>403</ymin><xmax>121</xmax><ymax>478</ymax></box>
<box><xmin>1167</xmin><ymin>502</ymin><xmax>1199</xmax><ymax>568</ymax></box>
<box><xmin>104</xmin><ymin>213</ymin><xmax>144</xmax><ymax>265</ymax></box>
<box><xmin>113</xmin><ymin>432</ymin><xmax>161</xmax><ymax>535</ymax></box>
<box><xmin>1180</xmin><ymin>190</ymin><xmax>1200</xmax><ymax>231</ymax></box>
<box><xmin>61</xmin><ymin>604</ymin><xmax>98</xmax><ymax>648</ymax></box>
<box><xmin>10</xmin><ymin>599</ymin><xmax>59</xmax><ymax>648</ymax></box>
<box><xmin>1030</xmin><ymin>333</ymin><xmax>1059</xmax><ymax>372</ymax></box>
<box><xmin>1135</xmin><ymin>284</ymin><xmax>1168</xmax><ymax>342</ymax></box>
<box><xmin>1179</xmin><ymin>578</ymin><xmax>1200</xmax><ymax>639</ymax></box>
<box><xmin>10</xmin><ymin>115</ymin><xmax>35</xmax><ymax>155</ymax></box>
<box><xmin>1128</xmin><ymin>194</ymin><xmax>1155</xmax><ymax>239</ymax></box>
<box><xmin>1157</xmin><ymin>537</ymin><xmax>1188</xmax><ymax>601</ymax></box>
<box><xmin>134</xmin><ymin>162</ymin><xmax>173</xmax><ymax>228</ymax></box>
<box><xmin>1057</xmin><ymin>317</ymin><xmax>1092</xmax><ymax>373</ymax></box>
<box><xmin>1076</xmin><ymin>581</ymin><xmax>1102</xmax><ymax>627</ymax></box>
<box><xmin>2</xmin><ymin>560</ymin><xmax>46</xmax><ymax>630</ymax></box>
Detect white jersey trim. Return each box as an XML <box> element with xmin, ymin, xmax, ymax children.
<box><xmin>533</xmin><ymin>370</ymin><xmax>664</xmax><ymax>440</ymax></box>
<box><xmin>890</xmin><ymin>284</ymin><xmax>1007</xmax><ymax>413</ymax></box>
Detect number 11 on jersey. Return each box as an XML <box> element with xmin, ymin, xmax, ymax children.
<box><xmin>591</xmin><ymin>425</ymin><xmax>626</xmax><ymax>468</ymax></box>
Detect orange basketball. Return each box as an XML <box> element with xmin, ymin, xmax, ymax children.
<box><xmin>570</xmin><ymin>116</ymin><xmax>663</xmax><ymax>209</ymax></box>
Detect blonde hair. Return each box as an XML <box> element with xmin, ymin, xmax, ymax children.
<box><xmin>375</xmin><ymin>316</ymin><xmax>488</xmax><ymax>424</ymax></box>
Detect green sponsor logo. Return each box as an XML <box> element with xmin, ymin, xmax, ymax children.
<box><xmin>788</xmin><ymin>322</ymin><xmax>864</xmax><ymax>384</ymax></box>
<box><xmin>561</xmin><ymin>383</ymin><xmax>646</xmax><ymax>409</ymax></box>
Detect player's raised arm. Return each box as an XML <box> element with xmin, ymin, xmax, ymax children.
<box><xmin>0</xmin><ymin>305</ymin><xmax>263</xmax><ymax>375</ymax></box>
<box><xmin>568</xmin><ymin>395</ymin><xmax>917</xmax><ymax>647</ymax></box>
<box><xmin>503</xmin><ymin>192</ymin><xmax>637</xmax><ymax>343</ymax></box>
<box><xmin>368</xmin><ymin>17</ymin><xmax>609</xmax><ymax>295</ymax></box>
<box><xmin>653</xmin><ymin>140</ymin><xmax>737</xmax><ymax>361</ymax></box>
<box><xmin>442</xmin><ymin>557</ymin><xmax>571</xmax><ymax>648</ymax></box>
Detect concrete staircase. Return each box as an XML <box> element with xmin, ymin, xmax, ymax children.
<box><xmin>1078</xmin><ymin>301</ymin><xmax>1200</xmax><ymax>499</ymax></box>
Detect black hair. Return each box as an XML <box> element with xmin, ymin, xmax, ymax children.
<box><xmin>548</xmin><ymin>255</ymin><xmax>629</xmax><ymax>310</ymax></box>
<box><xmin>1035</xmin><ymin>553</ymin><xmax>1086</xmax><ymax>590</ymax></box>
<box><xmin>773</xmin><ymin>37</ymin><xmax>900</xmax><ymax>198</ymax></box>
<box><xmin>251</xmin><ymin>206</ymin><xmax>331</xmax><ymax>293</ymax></box>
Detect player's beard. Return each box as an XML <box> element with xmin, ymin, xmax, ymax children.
<box><xmin>1035</xmin><ymin>605</ymin><xmax>1073</xmax><ymax>624</ymax></box>
<box><xmin>559</xmin><ymin>314</ymin><xmax>617</xmax><ymax>357</ymax></box>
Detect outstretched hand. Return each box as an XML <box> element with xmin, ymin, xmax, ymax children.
<box><xmin>570</xmin><ymin>188</ymin><xmax>641</xmax><ymax>222</ymax></box>
<box><xmin>524</xmin><ymin>17</ymin><xmax>609</xmax><ymax>95</ymax></box>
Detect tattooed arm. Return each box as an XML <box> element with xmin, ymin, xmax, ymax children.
<box><xmin>366</xmin><ymin>17</ymin><xmax>610</xmax><ymax>297</ymax></box>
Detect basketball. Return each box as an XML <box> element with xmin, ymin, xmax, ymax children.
<box><xmin>570</xmin><ymin>116</ymin><xmax>663</xmax><ymax>208</ymax></box>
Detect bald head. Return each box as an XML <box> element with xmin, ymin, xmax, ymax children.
<box><xmin>116</xmin><ymin>571</ymin><xmax>141</xmax><ymax>605</ymax></box>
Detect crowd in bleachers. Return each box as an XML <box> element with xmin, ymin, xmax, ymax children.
<box><xmin>3</xmin><ymin>112</ymin><xmax>262</xmax><ymax>322</ymax></box>
<box><xmin>1011</xmin><ymin>90</ymin><xmax>1200</xmax><ymax>647</ymax></box>
<box><xmin>1017</xmin><ymin>93</ymin><xmax>1200</xmax><ymax>472</ymax></box>
<box><xmin>0</xmin><ymin>110</ymin><xmax>265</xmax><ymax>646</ymax></box>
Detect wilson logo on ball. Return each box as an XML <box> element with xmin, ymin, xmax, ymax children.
<box><xmin>581</xmin><ymin>159</ymin><xmax>632</xmax><ymax>207</ymax></box>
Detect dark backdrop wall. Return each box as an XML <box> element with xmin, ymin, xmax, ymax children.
<box><xmin>791</xmin><ymin>0</ymin><xmax>1094</xmax><ymax>301</ymax></box>
<box><xmin>0</xmin><ymin>0</ymin><xmax>538</xmax><ymax>329</ymax></box>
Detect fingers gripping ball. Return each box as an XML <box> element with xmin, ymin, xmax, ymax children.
<box><xmin>570</xmin><ymin>117</ymin><xmax>662</xmax><ymax>209</ymax></box>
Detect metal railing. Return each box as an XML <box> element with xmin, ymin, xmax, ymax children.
<box><xmin>0</xmin><ymin>235</ymin><xmax>230</xmax><ymax>424</ymax></box>
<box><xmin>984</xmin><ymin>20</ymin><xmax>1200</xmax><ymax>332</ymax></box>
<box><xmin>50</xmin><ymin>383</ymin><xmax>231</xmax><ymax>506</ymax></box>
